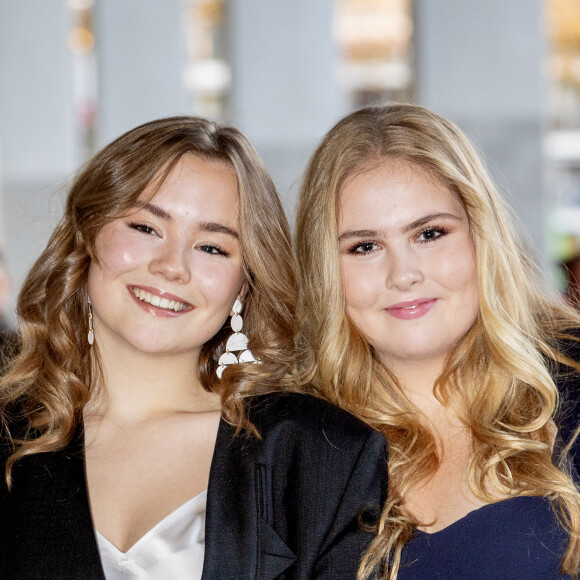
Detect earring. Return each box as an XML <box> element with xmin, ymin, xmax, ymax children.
<box><xmin>87</xmin><ymin>298</ymin><xmax>94</xmax><ymax>346</ymax></box>
<box><xmin>216</xmin><ymin>298</ymin><xmax>257</xmax><ymax>378</ymax></box>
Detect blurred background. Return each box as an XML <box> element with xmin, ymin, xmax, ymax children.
<box><xmin>0</xmin><ymin>0</ymin><xmax>580</xmax><ymax>324</ymax></box>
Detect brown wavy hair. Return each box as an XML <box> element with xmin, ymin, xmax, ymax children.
<box><xmin>1</xmin><ymin>116</ymin><xmax>299</xmax><ymax>482</ymax></box>
<box><xmin>296</xmin><ymin>103</ymin><xmax>580</xmax><ymax>578</ymax></box>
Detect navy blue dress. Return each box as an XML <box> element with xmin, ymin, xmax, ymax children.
<box><xmin>398</xmin><ymin>496</ymin><xmax>571</xmax><ymax>579</ymax></box>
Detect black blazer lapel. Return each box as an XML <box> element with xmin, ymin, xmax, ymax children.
<box><xmin>202</xmin><ymin>419</ymin><xmax>296</xmax><ymax>580</ymax></box>
<box><xmin>257</xmin><ymin>520</ymin><xmax>296</xmax><ymax>580</ymax></box>
<box><xmin>202</xmin><ymin>419</ymin><xmax>259</xmax><ymax>579</ymax></box>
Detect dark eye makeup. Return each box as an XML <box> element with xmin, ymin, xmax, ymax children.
<box><xmin>347</xmin><ymin>240</ymin><xmax>380</xmax><ymax>255</ymax></box>
<box><xmin>345</xmin><ymin>223</ymin><xmax>452</xmax><ymax>256</ymax></box>
<box><xmin>128</xmin><ymin>217</ymin><xmax>234</xmax><ymax>259</ymax></box>
<box><xmin>129</xmin><ymin>222</ymin><xmax>157</xmax><ymax>236</ymax></box>
<box><xmin>416</xmin><ymin>225</ymin><xmax>451</xmax><ymax>243</ymax></box>
<box><xmin>199</xmin><ymin>244</ymin><xmax>229</xmax><ymax>257</ymax></box>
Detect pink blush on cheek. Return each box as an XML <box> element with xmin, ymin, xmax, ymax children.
<box><xmin>192</xmin><ymin>266</ymin><xmax>244</xmax><ymax>310</ymax></box>
<box><xmin>95</xmin><ymin>226</ymin><xmax>150</xmax><ymax>275</ymax></box>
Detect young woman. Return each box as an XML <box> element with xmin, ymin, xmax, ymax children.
<box><xmin>296</xmin><ymin>103</ymin><xmax>580</xmax><ymax>579</ymax></box>
<box><xmin>0</xmin><ymin>116</ymin><xmax>387</xmax><ymax>579</ymax></box>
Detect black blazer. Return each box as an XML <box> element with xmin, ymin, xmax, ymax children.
<box><xmin>0</xmin><ymin>393</ymin><xmax>388</xmax><ymax>579</ymax></box>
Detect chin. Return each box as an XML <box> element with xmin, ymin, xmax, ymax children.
<box><xmin>118</xmin><ymin>333</ymin><xmax>183</xmax><ymax>356</ymax></box>
<box><xmin>380</xmin><ymin>345</ymin><xmax>450</xmax><ymax>367</ymax></box>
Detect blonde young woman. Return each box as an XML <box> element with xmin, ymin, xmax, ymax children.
<box><xmin>0</xmin><ymin>117</ymin><xmax>387</xmax><ymax>579</ymax></box>
<box><xmin>296</xmin><ymin>103</ymin><xmax>580</xmax><ymax>579</ymax></box>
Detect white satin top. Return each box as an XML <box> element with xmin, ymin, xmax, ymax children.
<box><xmin>96</xmin><ymin>490</ymin><xmax>207</xmax><ymax>580</ymax></box>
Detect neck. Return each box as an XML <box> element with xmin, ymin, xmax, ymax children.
<box><xmin>86</xmin><ymin>340</ymin><xmax>221</xmax><ymax>422</ymax></box>
<box><xmin>387</xmin><ymin>356</ymin><xmax>467</xmax><ymax>433</ymax></box>
<box><xmin>386</xmin><ymin>356</ymin><xmax>443</xmax><ymax>399</ymax></box>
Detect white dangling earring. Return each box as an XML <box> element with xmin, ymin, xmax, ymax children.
<box><xmin>216</xmin><ymin>298</ymin><xmax>257</xmax><ymax>378</ymax></box>
<box><xmin>87</xmin><ymin>298</ymin><xmax>94</xmax><ymax>346</ymax></box>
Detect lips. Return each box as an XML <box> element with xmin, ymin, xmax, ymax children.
<box><xmin>129</xmin><ymin>285</ymin><xmax>193</xmax><ymax>315</ymax></box>
<box><xmin>386</xmin><ymin>298</ymin><xmax>436</xmax><ymax>320</ymax></box>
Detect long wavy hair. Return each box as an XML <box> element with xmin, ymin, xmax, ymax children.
<box><xmin>1</xmin><ymin>116</ymin><xmax>299</xmax><ymax>482</ymax></box>
<box><xmin>296</xmin><ymin>103</ymin><xmax>580</xmax><ymax>578</ymax></box>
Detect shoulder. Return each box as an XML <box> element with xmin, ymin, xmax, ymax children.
<box><xmin>0</xmin><ymin>404</ymin><xmax>30</xmax><ymax>461</ymax></box>
<box><xmin>248</xmin><ymin>392</ymin><xmax>377</xmax><ymax>435</ymax></box>
<box><xmin>0</xmin><ymin>411</ymin><xmax>19</xmax><ymax>466</ymax></box>
<box><xmin>552</xmin><ymin>328</ymin><xmax>580</xmax><ymax>409</ymax></box>
<box><xmin>0</xmin><ymin>421</ymin><xmax>10</xmax><ymax>488</ymax></box>
<box><xmin>549</xmin><ymin>328</ymin><xmax>580</xmax><ymax>404</ymax></box>
<box><xmin>246</xmin><ymin>392</ymin><xmax>387</xmax><ymax>459</ymax></box>
<box><xmin>554</xmin><ymin>327</ymin><xmax>580</xmax><ymax>366</ymax></box>
<box><xmin>550</xmin><ymin>329</ymin><xmax>580</xmax><ymax>477</ymax></box>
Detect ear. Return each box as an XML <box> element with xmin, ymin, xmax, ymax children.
<box><xmin>237</xmin><ymin>281</ymin><xmax>248</xmax><ymax>302</ymax></box>
<box><xmin>230</xmin><ymin>282</ymin><xmax>248</xmax><ymax>316</ymax></box>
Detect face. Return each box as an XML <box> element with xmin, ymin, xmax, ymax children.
<box><xmin>87</xmin><ymin>154</ymin><xmax>244</xmax><ymax>358</ymax></box>
<box><xmin>338</xmin><ymin>160</ymin><xmax>479</xmax><ymax>376</ymax></box>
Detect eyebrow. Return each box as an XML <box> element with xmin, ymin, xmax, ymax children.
<box><xmin>142</xmin><ymin>203</ymin><xmax>171</xmax><ymax>221</ymax></box>
<box><xmin>402</xmin><ymin>212</ymin><xmax>463</xmax><ymax>233</ymax></box>
<box><xmin>338</xmin><ymin>212</ymin><xmax>463</xmax><ymax>242</ymax></box>
<box><xmin>338</xmin><ymin>229</ymin><xmax>380</xmax><ymax>243</ymax></box>
<box><xmin>138</xmin><ymin>203</ymin><xmax>239</xmax><ymax>239</ymax></box>
<box><xmin>198</xmin><ymin>221</ymin><xmax>239</xmax><ymax>239</ymax></box>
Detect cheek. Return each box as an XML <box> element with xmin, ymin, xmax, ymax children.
<box><xmin>94</xmin><ymin>229</ymin><xmax>145</xmax><ymax>278</ymax></box>
<box><xmin>193</xmin><ymin>260</ymin><xmax>245</xmax><ymax>306</ymax></box>
<box><xmin>437</xmin><ymin>243</ymin><xmax>479</xmax><ymax>308</ymax></box>
<box><xmin>342</xmin><ymin>260</ymin><xmax>379</xmax><ymax>312</ymax></box>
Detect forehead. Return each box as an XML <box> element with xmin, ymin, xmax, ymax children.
<box><xmin>148</xmin><ymin>153</ymin><xmax>237</xmax><ymax>193</ymax></box>
<box><xmin>142</xmin><ymin>154</ymin><xmax>239</xmax><ymax>214</ymax></box>
<box><xmin>339</xmin><ymin>160</ymin><xmax>465</xmax><ymax>225</ymax></box>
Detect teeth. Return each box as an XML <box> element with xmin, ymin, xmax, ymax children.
<box><xmin>132</xmin><ymin>288</ymin><xmax>188</xmax><ymax>312</ymax></box>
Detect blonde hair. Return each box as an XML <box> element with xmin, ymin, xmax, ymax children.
<box><xmin>1</xmin><ymin>116</ymin><xmax>299</xmax><ymax>481</ymax></box>
<box><xmin>296</xmin><ymin>103</ymin><xmax>580</xmax><ymax>578</ymax></box>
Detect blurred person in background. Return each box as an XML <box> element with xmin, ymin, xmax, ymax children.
<box><xmin>0</xmin><ymin>251</ymin><xmax>19</xmax><ymax>365</ymax></box>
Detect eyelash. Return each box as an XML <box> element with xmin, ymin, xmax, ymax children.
<box><xmin>347</xmin><ymin>225</ymin><xmax>451</xmax><ymax>255</ymax></box>
<box><xmin>347</xmin><ymin>240</ymin><xmax>379</xmax><ymax>255</ymax></box>
<box><xmin>129</xmin><ymin>222</ymin><xmax>157</xmax><ymax>236</ymax></box>
<box><xmin>416</xmin><ymin>225</ymin><xmax>451</xmax><ymax>243</ymax></box>
<box><xmin>199</xmin><ymin>244</ymin><xmax>229</xmax><ymax>257</ymax></box>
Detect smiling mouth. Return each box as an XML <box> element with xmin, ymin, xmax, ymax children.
<box><xmin>131</xmin><ymin>287</ymin><xmax>190</xmax><ymax>312</ymax></box>
<box><xmin>385</xmin><ymin>298</ymin><xmax>437</xmax><ymax>320</ymax></box>
<box><xmin>387</xmin><ymin>298</ymin><xmax>435</xmax><ymax>310</ymax></box>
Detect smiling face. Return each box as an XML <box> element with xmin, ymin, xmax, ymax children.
<box><xmin>87</xmin><ymin>154</ymin><xmax>244</xmax><ymax>359</ymax></box>
<box><xmin>338</xmin><ymin>159</ymin><xmax>479</xmax><ymax>377</ymax></box>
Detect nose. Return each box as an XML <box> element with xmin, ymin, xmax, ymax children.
<box><xmin>148</xmin><ymin>240</ymin><xmax>191</xmax><ymax>284</ymax></box>
<box><xmin>386</xmin><ymin>248</ymin><xmax>423</xmax><ymax>291</ymax></box>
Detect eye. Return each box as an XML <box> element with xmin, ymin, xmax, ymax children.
<box><xmin>417</xmin><ymin>226</ymin><xmax>449</xmax><ymax>243</ymax></box>
<box><xmin>348</xmin><ymin>241</ymin><xmax>380</xmax><ymax>255</ymax></box>
<box><xmin>129</xmin><ymin>222</ymin><xmax>158</xmax><ymax>236</ymax></box>
<box><xmin>199</xmin><ymin>244</ymin><xmax>229</xmax><ymax>257</ymax></box>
